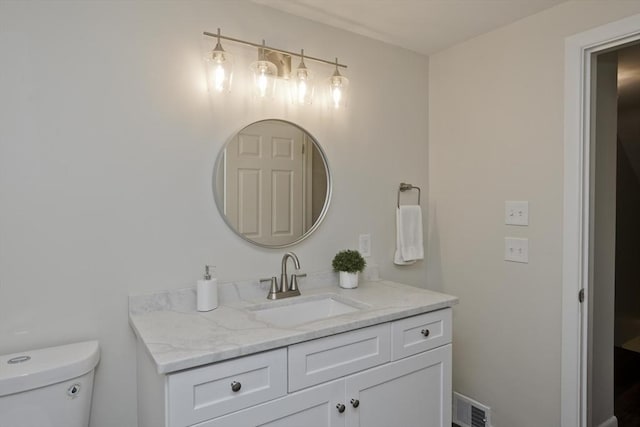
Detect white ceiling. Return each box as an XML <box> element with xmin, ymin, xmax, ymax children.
<box><xmin>253</xmin><ymin>0</ymin><xmax>567</xmax><ymax>55</ymax></box>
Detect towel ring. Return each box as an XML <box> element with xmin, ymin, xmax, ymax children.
<box><xmin>397</xmin><ymin>182</ymin><xmax>421</xmax><ymax>208</ymax></box>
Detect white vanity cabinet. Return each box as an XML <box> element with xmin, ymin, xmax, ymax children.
<box><xmin>136</xmin><ymin>308</ymin><xmax>452</xmax><ymax>427</ymax></box>
<box><xmin>344</xmin><ymin>344</ymin><xmax>451</xmax><ymax>427</ymax></box>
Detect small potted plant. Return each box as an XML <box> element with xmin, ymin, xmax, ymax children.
<box><xmin>332</xmin><ymin>249</ymin><xmax>366</xmax><ymax>289</ymax></box>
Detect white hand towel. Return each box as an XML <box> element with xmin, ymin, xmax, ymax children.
<box><xmin>394</xmin><ymin>206</ymin><xmax>424</xmax><ymax>265</ymax></box>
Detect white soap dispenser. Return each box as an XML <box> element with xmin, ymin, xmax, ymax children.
<box><xmin>197</xmin><ymin>265</ymin><xmax>218</xmax><ymax>312</ymax></box>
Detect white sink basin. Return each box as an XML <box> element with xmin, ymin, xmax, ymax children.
<box><xmin>248</xmin><ymin>295</ymin><xmax>367</xmax><ymax>327</ymax></box>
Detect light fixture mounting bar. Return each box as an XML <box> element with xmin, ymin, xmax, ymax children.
<box><xmin>203</xmin><ymin>30</ymin><xmax>347</xmax><ymax>69</ymax></box>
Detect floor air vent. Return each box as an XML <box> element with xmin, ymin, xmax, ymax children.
<box><xmin>453</xmin><ymin>392</ymin><xmax>491</xmax><ymax>427</ymax></box>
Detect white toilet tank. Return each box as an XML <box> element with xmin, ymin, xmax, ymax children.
<box><xmin>0</xmin><ymin>340</ymin><xmax>100</xmax><ymax>427</ymax></box>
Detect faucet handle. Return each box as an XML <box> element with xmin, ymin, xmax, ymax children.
<box><xmin>289</xmin><ymin>273</ymin><xmax>307</xmax><ymax>293</ymax></box>
<box><xmin>261</xmin><ymin>277</ymin><xmax>279</xmax><ymax>300</ymax></box>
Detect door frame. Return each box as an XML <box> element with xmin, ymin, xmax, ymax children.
<box><xmin>562</xmin><ymin>12</ymin><xmax>640</xmax><ymax>427</ymax></box>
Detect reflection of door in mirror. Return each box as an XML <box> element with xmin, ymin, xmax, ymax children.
<box><xmin>224</xmin><ymin>121</ymin><xmax>306</xmax><ymax>246</ymax></box>
<box><xmin>309</xmin><ymin>143</ymin><xmax>327</xmax><ymax>225</ymax></box>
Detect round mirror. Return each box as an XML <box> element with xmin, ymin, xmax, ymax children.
<box><xmin>213</xmin><ymin>119</ymin><xmax>332</xmax><ymax>248</ymax></box>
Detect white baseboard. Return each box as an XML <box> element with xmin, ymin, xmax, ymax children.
<box><xmin>598</xmin><ymin>415</ymin><xmax>618</xmax><ymax>427</ymax></box>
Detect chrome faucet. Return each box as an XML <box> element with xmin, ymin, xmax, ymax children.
<box><xmin>260</xmin><ymin>252</ymin><xmax>306</xmax><ymax>300</ymax></box>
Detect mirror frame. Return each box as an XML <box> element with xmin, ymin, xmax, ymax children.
<box><xmin>212</xmin><ymin>119</ymin><xmax>332</xmax><ymax>249</ymax></box>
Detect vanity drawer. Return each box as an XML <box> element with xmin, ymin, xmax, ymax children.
<box><xmin>288</xmin><ymin>323</ymin><xmax>391</xmax><ymax>392</ymax></box>
<box><xmin>167</xmin><ymin>348</ymin><xmax>287</xmax><ymax>427</ymax></box>
<box><xmin>391</xmin><ymin>308</ymin><xmax>452</xmax><ymax>360</ymax></box>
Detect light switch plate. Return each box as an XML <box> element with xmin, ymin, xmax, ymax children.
<box><xmin>505</xmin><ymin>237</ymin><xmax>529</xmax><ymax>263</ymax></box>
<box><xmin>505</xmin><ymin>201</ymin><xmax>529</xmax><ymax>226</ymax></box>
<box><xmin>359</xmin><ymin>234</ymin><xmax>371</xmax><ymax>257</ymax></box>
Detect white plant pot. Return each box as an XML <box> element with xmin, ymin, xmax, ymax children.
<box><xmin>339</xmin><ymin>271</ymin><xmax>359</xmax><ymax>289</ymax></box>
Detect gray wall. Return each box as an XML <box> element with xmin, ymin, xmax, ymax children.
<box><xmin>428</xmin><ymin>2</ymin><xmax>640</xmax><ymax>426</ymax></box>
<box><xmin>0</xmin><ymin>2</ymin><xmax>429</xmax><ymax>426</ymax></box>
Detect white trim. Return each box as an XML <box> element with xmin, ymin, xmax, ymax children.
<box><xmin>562</xmin><ymin>12</ymin><xmax>640</xmax><ymax>427</ymax></box>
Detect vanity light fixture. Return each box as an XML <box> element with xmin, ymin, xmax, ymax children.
<box><xmin>206</xmin><ymin>29</ymin><xmax>233</xmax><ymax>93</ymax></box>
<box><xmin>291</xmin><ymin>49</ymin><xmax>314</xmax><ymax>105</ymax></box>
<box><xmin>203</xmin><ymin>29</ymin><xmax>348</xmax><ymax>107</ymax></box>
<box><xmin>250</xmin><ymin>40</ymin><xmax>278</xmax><ymax>99</ymax></box>
<box><xmin>328</xmin><ymin>58</ymin><xmax>349</xmax><ymax>109</ymax></box>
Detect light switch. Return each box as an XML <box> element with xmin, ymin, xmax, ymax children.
<box><xmin>505</xmin><ymin>237</ymin><xmax>529</xmax><ymax>263</ymax></box>
<box><xmin>505</xmin><ymin>201</ymin><xmax>529</xmax><ymax>226</ymax></box>
<box><xmin>359</xmin><ymin>234</ymin><xmax>371</xmax><ymax>257</ymax></box>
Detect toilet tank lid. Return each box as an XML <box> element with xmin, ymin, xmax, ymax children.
<box><xmin>0</xmin><ymin>340</ymin><xmax>100</xmax><ymax>397</ymax></box>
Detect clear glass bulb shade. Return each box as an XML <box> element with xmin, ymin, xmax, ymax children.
<box><xmin>206</xmin><ymin>48</ymin><xmax>233</xmax><ymax>93</ymax></box>
<box><xmin>250</xmin><ymin>60</ymin><xmax>278</xmax><ymax>99</ymax></box>
<box><xmin>291</xmin><ymin>67</ymin><xmax>314</xmax><ymax>105</ymax></box>
<box><xmin>328</xmin><ymin>73</ymin><xmax>349</xmax><ymax>109</ymax></box>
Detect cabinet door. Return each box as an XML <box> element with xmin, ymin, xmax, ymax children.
<box><xmin>344</xmin><ymin>344</ymin><xmax>451</xmax><ymax>427</ymax></box>
<box><xmin>195</xmin><ymin>379</ymin><xmax>346</xmax><ymax>427</ymax></box>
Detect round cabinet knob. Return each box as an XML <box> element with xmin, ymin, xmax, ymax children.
<box><xmin>336</xmin><ymin>403</ymin><xmax>346</xmax><ymax>413</ymax></box>
<box><xmin>421</xmin><ymin>329</ymin><xmax>430</xmax><ymax>337</ymax></box>
<box><xmin>230</xmin><ymin>381</ymin><xmax>241</xmax><ymax>392</ymax></box>
<box><xmin>350</xmin><ymin>399</ymin><xmax>360</xmax><ymax>408</ymax></box>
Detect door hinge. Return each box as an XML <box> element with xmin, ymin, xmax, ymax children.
<box><xmin>579</xmin><ymin>289</ymin><xmax>585</xmax><ymax>303</ymax></box>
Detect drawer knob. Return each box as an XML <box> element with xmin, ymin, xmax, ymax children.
<box><xmin>421</xmin><ymin>329</ymin><xmax>430</xmax><ymax>337</ymax></box>
<box><xmin>336</xmin><ymin>403</ymin><xmax>346</xmax><ymax>413</ymax></box>
<box><xmin>350</xmin><ymin>399</ymin><xmax>360</xmax><ymax>408</ymax></box>
<box><xmin>230</xmin><ymin>381</ymin><xmax>241</xmax><ymax>392</ymax></box>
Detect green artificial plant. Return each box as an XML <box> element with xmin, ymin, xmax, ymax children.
<box><xmin>332</xmin><ymin>249</ymin><xmax>366</xmax><ymax>273</ymax></box>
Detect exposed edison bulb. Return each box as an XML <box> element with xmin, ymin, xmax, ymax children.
<box><xmin>293</xmin><ymin>73</ymin><xmax>313</xmax><ymax>105</ymax></box>
<box><xmin>250</xmin><ymin>43</ymin><xmax>278</xmax><ymax>99</ymax></box>
<box><xmin>206</xmin><ymin>30</ymin><xmax>233</xmax><ymax>94</ymax></box>
<box><xmin>291</xmin><ymin>50</ymin><xmax>314</xmax><ymax>105</ymax></box>
<box><xmin>297</xmin><ymin>80</ymin><xmax>308</xmax><ymax>104</ymax></box>
<box><xmin>328</xmin><ymin>58</ymin><xmax>348</xmax><ymax>109</ymax></box>
<box><xmin>251</xmin><ymin>59</ymin><xmax>277</xmax><ymax>99</ymax></box>
<box><xmin>330</xmin><ymin>79</ymin><xmax>343</xmax><ymax>108</ymax></box>
<box><xmin>257</xmin><ymin>66</ymin><xmax>269</xmax><ymax>97</ymax></box>
<box><xmin>213</xmin><ymin>64</ymin><xmax>226</xmax><ymax>92</ymax></box>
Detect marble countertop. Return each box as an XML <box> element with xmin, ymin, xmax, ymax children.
<box><xmin>129</xmin><ymin>272</ymin><xmax>458</xmax><ymax>374</ymax></box>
